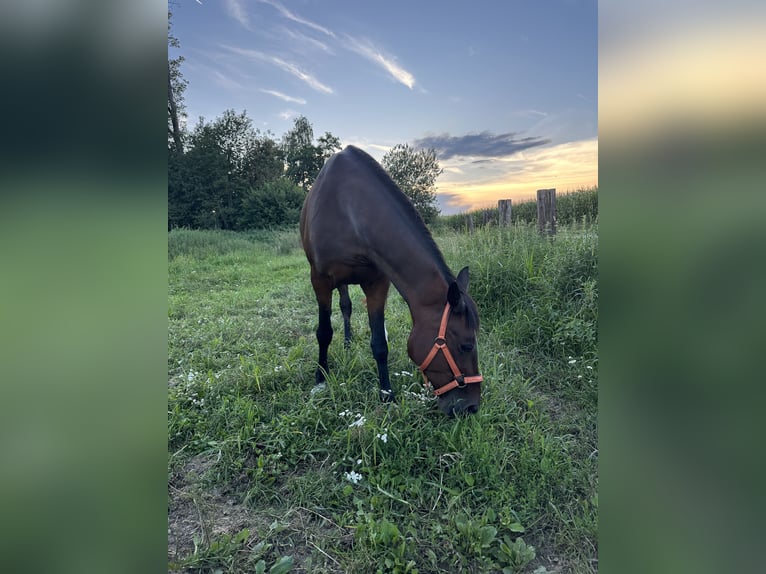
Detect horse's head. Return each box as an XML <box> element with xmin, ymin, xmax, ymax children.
<box><xmin>408</xmin><ymin>267</ymin><xmax>483</xmax><ymax>416</ymax></box>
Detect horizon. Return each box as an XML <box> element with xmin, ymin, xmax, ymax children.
<box><xmin>171</xmin><ymin>1</ymin><xmax>598</xmax><ymax>215</ymax></box>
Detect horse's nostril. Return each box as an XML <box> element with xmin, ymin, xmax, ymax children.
<box><xmin>465</xmin><ymin>404</ymin><xmax>478</xmax><ymax>414</ymax></box>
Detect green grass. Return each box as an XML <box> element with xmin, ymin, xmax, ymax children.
<box><xmin>168</xmin><ymin>224</ymin><xmax>598</xmax><ymax>573</ymax></box>
<box><xmin>434</xmin><ymin>186</ymin><xmax>598</xmax><ymax>233</ymax></box>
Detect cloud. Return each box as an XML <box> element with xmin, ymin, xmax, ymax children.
<box><xmin>270</xmin><ymin>56</ymin><xmax>333</xmax><ymax>94</ymax></box>
<box><xmin>220</xmin><ymin>45</ymin><xmax>334</xmax><ymax>94</ymax></box>
<box><xmin>519</xmin><ymin>109</ymin><xmax>548</xmax><ymax>118</ymax></box>
<box><xmin>260</xmin><ymin>89</ymin><xmax>307</xmax><ymax>104</ymax></box>
<box><xmin>258</xmin><ymin>0</ymin><xmax>335</xmax><ymax>37</ymax></box>
<box><xmin>413</xmin><ymin>131</ymin><xmax>550</xmax><ymax>159</ymax></box>
<box><xmin>278</xmin><ymin>110</ymin><xmax>298</xmax><ymax>120</ymax></box>
<box><xmin>346</xmin><ymin>36</ymin><xmax>416</xmax><ymax>89</ymax></box>
<box><xmin>212</xmin><ymin>70</ymin><xmax>245</xmax><ymax>91</ymax></box>
<box><xmin>224</xmin><ymin>0</ymin><xmax>249</xmax><ymax>29</ymax></box>
<box><xmin>281</xmin><ymin>27</ymin><xmax>334</xmax><ymax>55</ymax></box>
<box><xmin>435</xmin><ymin>138</ymin><xmax>598</xmax><ymax>213</ymax></box>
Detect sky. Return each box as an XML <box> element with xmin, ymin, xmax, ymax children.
<box><xmin>171</xmin><ymin>0</ymin><xmax>598</xmax><ymax>214</ymax></box>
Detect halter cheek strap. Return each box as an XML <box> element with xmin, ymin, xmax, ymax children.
<box><xmin>418</xmin><ymin>302</ymin><xmax>483</xmax><ymax>397</ymax></box>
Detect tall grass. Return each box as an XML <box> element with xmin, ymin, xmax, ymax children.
<box><xmin>168</xmin><ymin>224</ymin><xmax>597</xmax><ymax>573</ymax></box>
<box><xmin>435</xmin><ymin>186</ymin><xmax>598</xmax><ymax>233</ymax></box>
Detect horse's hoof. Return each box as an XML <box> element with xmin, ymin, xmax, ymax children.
<box><xmin>379</xmin><ymin>389</ymin><xmax>397</xmax><ymax>403</ymax></box>
<box><xmin>310</xmin><ymin>383</ymin><xmax>327</xmax><ymax>396</ymax></box>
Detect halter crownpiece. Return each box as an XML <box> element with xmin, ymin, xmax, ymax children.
<box><xmin>418</xmin><ymin>302</ymin><xmax>483</xmax><ymax>397</ymax></box>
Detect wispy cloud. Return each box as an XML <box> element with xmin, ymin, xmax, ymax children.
<box><xmin>346</xmin><ymin>36</ymin><xmax>416</xmax><ymax>90</ymax></box>
<box><xmin>414</xmin><ymin>131</ymin><xmax>550</xmax><ymax>159</ymax></box>
<box><xmin>224</xmin><ymin>0</ymin><xmax>249</xmax><ymax>29</ymax></box>
<box><xmin>258</xmin><ymin>0</ymin><xmax>335</xmax><ymax>37</ymax></box>
<box><xmin>270</xmin><ymin>56</ymin><xmax>333</xmax><ymax>94</ymax></box>
<box><xmin>212</xmin><ymin>70</ymin><xmax>245</xmax><ymax>91</ymax></box>
<box><xmin>260</xmin><ymin>89</ymin><xmax>307</xmax><ymax>104</ymax></box>
<box><xmin>279</xmin><ymin>109</ymin><xmax>299</xmax><ymax>120</ymax></box>
<box><xmin>281</xmin><ymin>27</ymin><xmax>335</xmax><ymax>55</ymax></box>
<box><xmin>220</xmin><ymin>45</ymin><xmax>334</xmax><ymax>94</ymax></box>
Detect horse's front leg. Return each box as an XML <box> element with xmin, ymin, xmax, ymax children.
<box><xmin>362</xmin><ymin>278</ymin><xmax>395</xmax><ymax>403</ymax></box>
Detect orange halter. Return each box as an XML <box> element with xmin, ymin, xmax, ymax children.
<box><xmin>418</xmin><ymin>302</ymin><xmax>483</xmax><ymax>397</ymax></box>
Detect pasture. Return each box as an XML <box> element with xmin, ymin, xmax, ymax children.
<box><xmin>168</xmin><ymin>223</ymin><xmax>598</xmax><ymax>573</ymax></box>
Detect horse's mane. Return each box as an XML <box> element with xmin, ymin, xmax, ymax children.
<box><xmin>342</xmin><ymin>145</ymin><xmax>455</xmax><ymax>283</ymax></box>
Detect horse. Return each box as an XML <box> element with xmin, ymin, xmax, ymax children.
<box><xmin>300</xmin><ymin>145</ymin><xmax>483</xmax><ymax>416</ymax></box>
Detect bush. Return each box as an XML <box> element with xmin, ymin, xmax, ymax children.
<box><xmin>238</xmin><ymin>179</ymin><xmax>306</xmax><ymax>229</ymax></box>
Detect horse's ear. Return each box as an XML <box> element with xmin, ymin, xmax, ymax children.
<box><xmin>456</xmin><ymin>266</ymin><xmax>470</xmax><ymax>292</ymax></box>
<box><xmin>447</xmin><ymin>280</ymin><xmax>462</xmax><ymax>308</ymax></box>
<box><xmin>448</xmin><ymin>267</ymin><xmax>470</xmax><ymax>308</ymax></box>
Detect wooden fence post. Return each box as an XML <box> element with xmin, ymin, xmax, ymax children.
<box><xmin>536</xmin><ymin>188</ymin><xmax>557</xmax><ymax>235</ymax></box>
<box><xmin>466</xmin><ymin>213</ymin><xmax>474</xmax><ymax>234</ymax></box>
<box><xmin>498</xmin><ymin>199</ymin><xmax>512</xmax><ymax>226</ymax></box>
<box><xmin>482</xmin><ymin>209</ymin><xmax>491</xmax><ymax>226</ymax></box>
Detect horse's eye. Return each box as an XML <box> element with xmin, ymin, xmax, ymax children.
<box><xmin>460</xmin><ymin>343</ymin><xmax>474</xmax><ymax>353</ymax></box>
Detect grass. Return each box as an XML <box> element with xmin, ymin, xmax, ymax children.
<box><xmin>434</xmin><ymin>186</ymin><xmax>598</xmax><ymax>233</ymax></box>
<box><xmin>168</xmin><ymin>223</ymin><xmax>598</xmax><ymax>573</ymax></box>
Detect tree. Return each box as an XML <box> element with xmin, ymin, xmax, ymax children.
<box><xmin>317</xmin><ymin>132</ymin><xmax>342</xmax><ymax>163</ymax></box>
<box><xmin>168</xmin><ymin>11</ymin><xmax>187</xmax><ymax>154</ymax></box>
<box><xmin>238</xmin><ymin>179</ymin><xmax>305</xmax><ymax>229</ymax></box>
<box><xmin>169</xmin><ymin>109</ymin><xmax>299</xmax><ymax>230</ymax></box>
<box><xmin>282</xmin><ymin>116</ymin><xmax>342</xmax><ymax>191</ymax></box>
<box><xmin>382</xmin><ymin>144</ymin><xmax>443</xmax><ymax>223</ymax></box>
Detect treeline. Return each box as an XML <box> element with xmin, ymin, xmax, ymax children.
<box><xmin>168</xmin><ymin>14</ymin><xmax>442</xmax><ymax>231</ymax></box>
<box><xmin>168</xmin><ymin>111</ymin><xmax>340</xmax><ymax>230</ymax></box>
<box><xmin>434</xmin><ymin>186</ymin><xmax>598</xmax><ymax>232</ymax></box>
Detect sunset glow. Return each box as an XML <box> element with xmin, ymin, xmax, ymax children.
<box><xmin>436</xmin><ymin>138</ymin><xmax>598</xmax><ymax>213</ymax></box>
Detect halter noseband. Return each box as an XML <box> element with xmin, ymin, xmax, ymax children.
<box><xmin>418</xmin><ymin>302</ymin><xmax>483</xmax><ymax>397</ymax></box>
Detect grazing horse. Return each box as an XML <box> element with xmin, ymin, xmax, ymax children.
<box><xmin>300</xmin><ymin>145</ymin><xmax>483</xmax><ymax>415</ymax></box>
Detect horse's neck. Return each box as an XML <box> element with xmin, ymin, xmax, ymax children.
<box><xmin>369</xmin><ymin>228</ymin><xmax>450</xmax><ymax>316</ymax></box>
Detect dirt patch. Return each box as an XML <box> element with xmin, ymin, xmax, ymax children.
<box><xmin>168</xmin><ymin>453</ymin><xmax>254</xmax><ymax>567</ymax></box>
<box><xmin>168</xmin><ymin>453</ymin><xmax>349</xmax><ymax>572</ymax></box>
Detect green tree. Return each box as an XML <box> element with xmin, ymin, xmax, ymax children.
<box><xmin>317</xmin><ymin>131</ymin><xmax>342</xmax><ymax>163</ymax></box>
<box><xmin>381</xmin><ymin>143</ymin><xmax>443</xmax><ymax>223</ymax></box>
<box><xmin>167</xmin><ymin>10</ymin><xmax>187</xmax><ymax>154</ymax></box>
<box><xmin>171</xmin><ymin>111</ymin><xmax>264</xmax><ymax>229</ymax></box>
<box><xmin>169</xmin><ymin>109</ymin><xmax>306</xmax><ymax>230</ymax></box>
<box><xmin>238</xmin><ymin>179</ymin><xmax>305</xmax><ymax>229</ymax></box>
<box><xmin>178</xmin><ymin>117</ymin><xmax>236</xmax><ymax>229</ymax></box>
<box><xmin>282</xmin><ymin>116</ymin><xmax>341</xmax><ymax>191</ymax></box>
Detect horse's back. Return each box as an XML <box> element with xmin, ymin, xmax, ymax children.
<box><xmin>301</xmin><ymin>146</ymin><xmax>387</xmax><ymax>280</ymax></box>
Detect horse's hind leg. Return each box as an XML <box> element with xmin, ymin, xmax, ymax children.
<box><xmin>338</xmin><ymin>284</ymin><xmax>352</xmax><ymax>348</ymax></box>
<box><xmin>361</xmin><ymin>277</ymin><xmax>395</xmax><ymax>403</ymax></box>
<box><xmin>310</xmin><ymin>269</ymin><xmax>334</xmax><ymax>386</ymax></box>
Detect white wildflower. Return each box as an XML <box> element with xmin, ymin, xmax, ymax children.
<box><xmin>348</xmin><ymin>415</ymin><xmax>366</xmax><ymax>428</ymax></box>
<box><xmin>586</xmin><ymin>365</ymin><xmax>593</xmax><ymax>370</ymax></box>
<box><xmin>344</xmin><ymin>470</ymin><xmax>363</xmax><ymax>484</ymax></box>
<box><xmin>376</xmin><ymin>432</ymin><xmax>388</xmax><ymax>443</ymax></box>
<box><xmin>568</xmin><ymin>359</ymin><xmax>577</xmax><ymax>365</ymax></box>
<box><xmin>356</xmin><ymin>459</ymin><xmax>362</xmax><ymax>465</ymax></box>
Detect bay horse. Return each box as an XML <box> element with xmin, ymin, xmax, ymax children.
<box><xmin>300</xmin><ymin>145</ymin><xmax>483</xmax><ymax>415</ymax></box>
